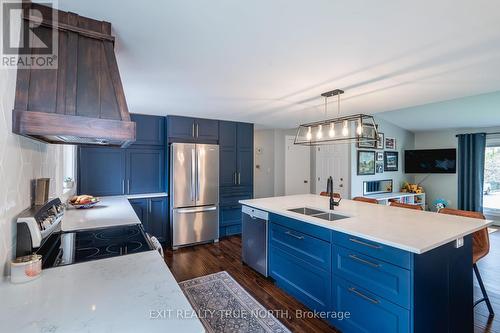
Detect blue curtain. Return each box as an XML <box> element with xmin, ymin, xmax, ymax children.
<box><xmin>457</xmin><ymin>133</ymin><xmax>486</xmax><ymax>212</ymax></box>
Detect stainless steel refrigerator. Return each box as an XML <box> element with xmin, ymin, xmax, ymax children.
<box><xmin>170</xmin><ymin>143</ymin><xmax>219</xmax><ymax>249</ymax></box>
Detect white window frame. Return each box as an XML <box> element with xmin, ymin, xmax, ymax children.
<box><xmin>484</xmin><ymin>136</ymin><xmax>500</xmax><ymax>224</ymax></box>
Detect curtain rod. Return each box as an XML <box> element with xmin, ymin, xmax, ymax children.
<box><xmin>455</xmin><ymin>132</ymin><xmax>500</xmax><ymax>137</ymax></box>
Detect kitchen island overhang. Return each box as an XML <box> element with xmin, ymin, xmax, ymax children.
<box><xmin>240</xmin><ymin>194</ymin><xmax>492</xmax><ymax>333</ymax></box>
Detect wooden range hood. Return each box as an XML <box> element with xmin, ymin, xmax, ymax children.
<box><xmin>12</xmin><ymin>3</ymin><xmax>135</xmax><ymax>147</ymax></box>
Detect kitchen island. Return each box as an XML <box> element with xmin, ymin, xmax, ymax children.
<box><xmin>0</xmin><ymin>196</ymin><xmax>204</xmax><ymax>333</ymax></box>
<box><xmin>240</xmin><ymin>194</ymin><xmax>492</xmax><ymax>333</ymax></box>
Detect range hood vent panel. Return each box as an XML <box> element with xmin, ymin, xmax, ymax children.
<box><xmin>12</xmin><ymin>3</ymin><xmax>135</xmax><ymax>147</ymax></box>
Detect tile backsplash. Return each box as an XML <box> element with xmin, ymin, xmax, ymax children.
<box><xmin>0</xmin><ymin>68</ymin><xmax>66</xmax><ymax>279</ymax></box>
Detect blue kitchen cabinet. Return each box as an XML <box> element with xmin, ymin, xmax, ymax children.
<box><xmin>268</xmin><ymin>214</ymin><xmax>332</xmax><ymax>312</ymax></box>
<box><xmin>219</xmin><ymin>121</ymin><xmax>238</xmax><ymax>187</ymax></box>
<box><xmin>78</xmin><ymin>114</ymin><xmax>167</xmax><ymax>196</ymax></box>
<box><xmin>167</xmin><ymin>115</ymin><xmax>218</xmax><ymax>142</ymax></box>
<box><xmin>219</xmin><ymin>121</ymin><xmax>254</xmax><ymax>190</ymax></box>
<box><xmin>126</xmin><ymin>148</ymin><xmax>165</xmax><ymax>194</ymax></box>
<box><xmin>129</xmin><ymin>196</ymin><xmax>168</xmax><ymax>243</ymax></box>
<box><xmin>78</xmin><ymin>147</ymin><xmax>126</xmax><ymax>196</ymax></box>
<box><xmin>130</xmin><ymin>114</ymin><xmax>165</xmax><ymax>146</ymax></box>
<box><xmin>218</xmin><ymin>121</ymin><xmax>253</xmax><ymax>237</ymax></box>
<box><xmin>331</xmin><ymin>277</ymin><xmax>410</xmax><ymax>333</ymax></box>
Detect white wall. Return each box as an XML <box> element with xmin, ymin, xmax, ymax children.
<box><xmin>350</xmin><ymin>117</ymin><xmax>415</xmax><ymax>198</ymax></box>
<box><xmin>0</xmin><ymin>64</ymin><xmax>69</xmax><ymax>280</ymax></box>
<box><xmin>254</xmin><ymin>129</ymin><xmax>275</xmax><ymax>198</ymax></box>
<box><xmin>414</xmin><ymin>126</ymin><xmax>500</xmax><ymax>211</ymax></box>
<box><xmin>254</xmin><ymin>128</ymin><xmax>313</xmax><ymax>198</ymax></box>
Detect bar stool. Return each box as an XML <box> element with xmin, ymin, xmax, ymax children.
<box><xmin>320</xmin><ymin>192</ymin><xmax>341</xmax><ymax>198</ymax></box>
<box><xmin>389</xmin><ymin>202</ymin><xmax>423</xmax><ymax>211</ymax></box>
<box><xmin>352</xmin><ymin>197</ymin><xmax>378</xmax><ymax>204</ymax></box>
<box><xmin>439</xmin><ymin>208</ymin><xmax>494</xmax><ymax>317</ymax></box>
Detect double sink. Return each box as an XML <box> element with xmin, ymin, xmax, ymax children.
<box><xmin>287</xmin><ymin>207</ymin><xmax>349</xmax><ymax>222</ymax></box>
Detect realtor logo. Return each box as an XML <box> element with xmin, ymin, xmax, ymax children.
<box><xmin>1</xmin><ymin>0</ymin><xmax>58</xmax><ymax>68</ymax></box>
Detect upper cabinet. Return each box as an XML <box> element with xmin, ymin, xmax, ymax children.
<box><xmin>78</xmin><ymin>114</ymin><xmax>166</xmax><ymax>196</ymax></box>
<box><xmin>167</xmin><ymin>116</ymin><xmax>218</xmax><ymax>143</ymax></box>
<box><xmin>130</xmin><ymin>114</ymin><xmax>165</xmax><ymax>146</ymax></box>
<box><xmin>219</xmin><ymin>121</ymin><xmax>254</xmax><ymax>190</ymax></box>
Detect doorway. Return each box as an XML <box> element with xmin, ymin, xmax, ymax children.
<box><xmin>285</xmin><ymin>136</ymin><xmax>311</xmax><ymax>195</ymax></box>
<box><xmin>314</xmin><ymin>144</ymin><xmax>350</xmax><ymax>198</ymax></box>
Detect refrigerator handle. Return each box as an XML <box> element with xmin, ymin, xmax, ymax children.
<box><xmin>191</xmin><ymin>148</ymin><xmax>196</xmax><ymax>201</ymax></box>
<box><xmin>196</xmin><ymin>148</ymin><xmax>200</xmax><ymax>201</ymax></box>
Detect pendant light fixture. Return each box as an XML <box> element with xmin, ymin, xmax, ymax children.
<box><xmin>294</xmin><ymin>89</ymin><xmax>379</xmax><ymax>146</ymax></box>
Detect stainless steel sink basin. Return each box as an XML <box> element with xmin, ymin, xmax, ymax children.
<box><xmin>288</xmin><ymin>207</ymin><xmax>326</xmax><ymax>216</ymax></box>
<box><xmin>313</xmin><ymin>213</ymin><xmax>349</xmax><ymax>221</ymax></box>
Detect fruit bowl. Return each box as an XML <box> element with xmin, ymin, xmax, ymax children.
<box><xmin>69</xmin><ymin>195</ymin><xmax>99</xmax><ymax>209</ymax></box>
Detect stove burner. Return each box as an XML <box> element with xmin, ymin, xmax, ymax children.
<box><xmin>76</xmin><ymin>247</ymin><xmax>100</xmax><ymax>259</ymax></box>
<box><xmin>124</xmin><ymin>240</ymin><xmax>143</xmax><ymax>253</ymax></box>
<box><xmin>96</xmin><ymin>227</ymin><xmax>140</xmax><ymax>241</ymax></box>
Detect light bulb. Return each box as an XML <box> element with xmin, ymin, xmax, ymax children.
<box><xmin>316</xmin><ymin>125</ymin><xmax>323</xmax><ymax>139</ymax></box>
<box><xmin>329</xmin><ymin>123</ymin><xmax>335</xmax><ymax>137</ymax></box>
<box><xmin>342</xmin><ymin>121</ymin><xmax>349</xmax><ymax>136</ymax></box>
<box><xmin>356</xmin><ymin>121</ymin><xmax>363</xmax><ymax>136</ymax></box>
<box><xmin>306</xmin><ymin>127</ymin><xmax>312</xmax><ymax>140</ymax></box>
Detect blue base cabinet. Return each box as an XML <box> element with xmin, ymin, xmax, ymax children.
<box><xmin>261</xmin><ymin>211</ymin><xmax>474</xmax><ymax>333</ymax></box>
<box><xmin>129</xmin><ymin>197</ymin><xmax>168</xmax><ymax>243</ymax></box>
<box><xmin>268</xmin><ymin>214</ymin><xmax>331</xmax><ymax>312</ymax></box>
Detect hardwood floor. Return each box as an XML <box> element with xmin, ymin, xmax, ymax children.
<box><xmin>164</xmin><ymin>228</ymin><xmax>500</xmax><ymax>333</ymax></box>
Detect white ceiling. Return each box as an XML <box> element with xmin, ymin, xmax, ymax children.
<box><xmin>54</xmin><ymin>0</ymin><xmax>500</xmax><ymax>129</ymax></box>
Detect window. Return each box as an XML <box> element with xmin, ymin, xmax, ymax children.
<box><xmin>483</xmin><ymin>138</ymin><xmax>500</xmax><ymax>217</ymax></box>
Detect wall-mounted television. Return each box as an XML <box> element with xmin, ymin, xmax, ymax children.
<box><xmin>404</xmin><ymin>149</ymin><xmax>456</xmax><ymax>174</ymax></box>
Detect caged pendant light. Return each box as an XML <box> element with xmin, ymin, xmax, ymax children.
<box><xmin>294</xmin><ymin>89</ymin><xmax>379</xmax><ymax>146</ymax></box>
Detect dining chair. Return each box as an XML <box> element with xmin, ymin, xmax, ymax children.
<box><xmin>352</xmin><ymin>197</ymin><xmax>378</xmax><ymax>204</ymax></box>
<box><xmin>389</xmin><ymin>202</ymin><xmax>424</xmax><ymax>211</ymax></box>
<box><xmin>439</xmin><ymin>208</ymin><xmax>494</xmax><ymax>317</ymax></box>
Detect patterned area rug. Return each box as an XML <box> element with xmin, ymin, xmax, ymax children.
<box><xmin>179</xmin><ymin>271</ymin><xmax>291</xmax><ymax>333</ymax></box>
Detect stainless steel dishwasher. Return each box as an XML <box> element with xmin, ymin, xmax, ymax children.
<box><xmin>242</xmin><ymin>206</ymin><xmax>269</xmax><ymax>277</ymax></box>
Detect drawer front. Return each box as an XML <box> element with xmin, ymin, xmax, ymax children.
<box><xmin>270</xmin><ymin>213</ymin><xmax>331</xmax><ymax>242</ymax></box>
<box><xmin>333</xmin><ymin>246</ymin><xmax>410</xmax><ymax>309</ymax></box>
<box><xmin>333</xmin><ymin>231</ymin><xmax>411</xmax><ymax>269</ymax></box>
<box><xmin>225</xmin><ymin>224</ymin><xmax>241</xmax><ymax>236</ymax></box>
<box><xmin>270</xmin><ymin>246</ymin><xmax>330</xmax><ymax>312</ymax></box>
<box><xmin>270</xmin><ymin>222</ymin><xmax>330</xmax><ymax>271</ymax></box>
<box><xmin>220</xmin><ymin>206</ymin><xmax>242</xmax><ymax>227</ymax></box>
<box><xmin>220</xmin><ymin>192</ymin><xmax>252</xmax><ymax>207</ymax></box>
<box><xmin>331</xmin><ymin>277</ymin><xmax>409</xmax><ymax>333</ymax></box>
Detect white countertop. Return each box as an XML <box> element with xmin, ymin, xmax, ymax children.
<box><xmin>126</xmin><ymin>192</ymin><xmax>168</xmax><ymax>199</ymax></box>
<box><xmin>62</xmin><ymin>196</ymin><xmax>142</xmax><ymax>232</ymax></box>
<box><xmin>240</xmin><ymin>194</ymin><xmax>493</xmax><ymax>254</ymax></box>
<box><xmin>0</xmin><ymin>251</ymin><xmax>204</xmax><ymax>333</ymax></box>
<box><xmin>366</xmin><ymin>192</ymin><xmax>425</xmax><ymax>200</ymax></box>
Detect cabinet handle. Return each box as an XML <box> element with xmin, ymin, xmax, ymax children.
<box><xmin>348</xmin><ymin>287</ymin><xmax>380</xmax><ymax>304</ymax></box>
<box><xmin>149</xmin><ymin>200</ymin><xmax>152</xmax><ymax>213</ymax></box>
<box><xmin>192</xmin><ymin>123</ymin><xmax>195</xmax><ymax>138</ymax></box>
<box><xmin>349</xmin><ymin>238</ymin><xmax>382</xmax><ymax>249</ymax></box>
<box><xmin>238</xmin><ymin>172</ymin><xmax>241</xmax><ymax>185</ymax></box>
<box><xmin>285</xmin><ymin>230</ymin><xmax>304</xmax><ymax>240</ymax></box>
<box><xmin>196</xmin><ymin>123</ymin><xmax>199</xmax><ymax>138</ymax></box>
<box><xmin>122</xmin><ymin>179</ymin><xmax>125</xmax><ymax>194</ymax></box>
<box><xmin>348</xmin><ymin>254</ymin><xmax>381</xmax><ymax>268</ymax></box>
<box><xmin>234</xmin><ymin>172</ymin><xmax>237</xmax><ymax>185</ymax></box>
<box><xmin>127</xmin><ymin>179</ymin><xmax>130</xmax><ymax>194</ymax></box>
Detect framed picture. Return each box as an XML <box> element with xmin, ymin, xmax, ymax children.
<box><xmin>376</xmin><ymin>162</ymin><xmax>384</xmax><ymax>173</ymax></box>
<box><xmin>357</xmin><ymin>150</ymin><xmax>376</xmax><ymax>175</ymax></box>
<box><xmin>376</xmin><ymin>132</ymin><xmax>384</xmax><ymax>149</ymax></box>
<box><xmin>384</xmin><ymin>151</ymin><xmax>399</xmax><ymax>172</ymax></box>
<box><xmin>376</xmin><ymin>152</ymin><xmax>384</xmax><ymax>162</ymax></box>
<box><xmin>357</xmin><ymin>124</ymin><xmax>377</xmax><ymax>149</ymax></box>
<box><xmin>385</xmin><ymin>137</ymin><xmax>396</xmax><ymax>150</ymax></box>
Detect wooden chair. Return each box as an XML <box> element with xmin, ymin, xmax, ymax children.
<box><xmin>320</xmin><ymin>192</ymin><xmax>341</xmax><ymax>198</ymax></box>
<box><xmin>439</xmin><ymin>208</ymin><xmax>494</xmax><ymax>317</ymax></box>
<box><xmin>352</xmin><ymin>197</ymin><xmax>378</xmax><ymax>204</ymax></box>
<box><xmin>389</xmin><ymin>202</ymin><xmax>423</xmax><ymax>211</ymax></box>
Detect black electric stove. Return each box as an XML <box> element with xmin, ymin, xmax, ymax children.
<box><xmin>37</xmin><ymin>224</ymin><xmax>154</xmax><ymax>268</ymax></box>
